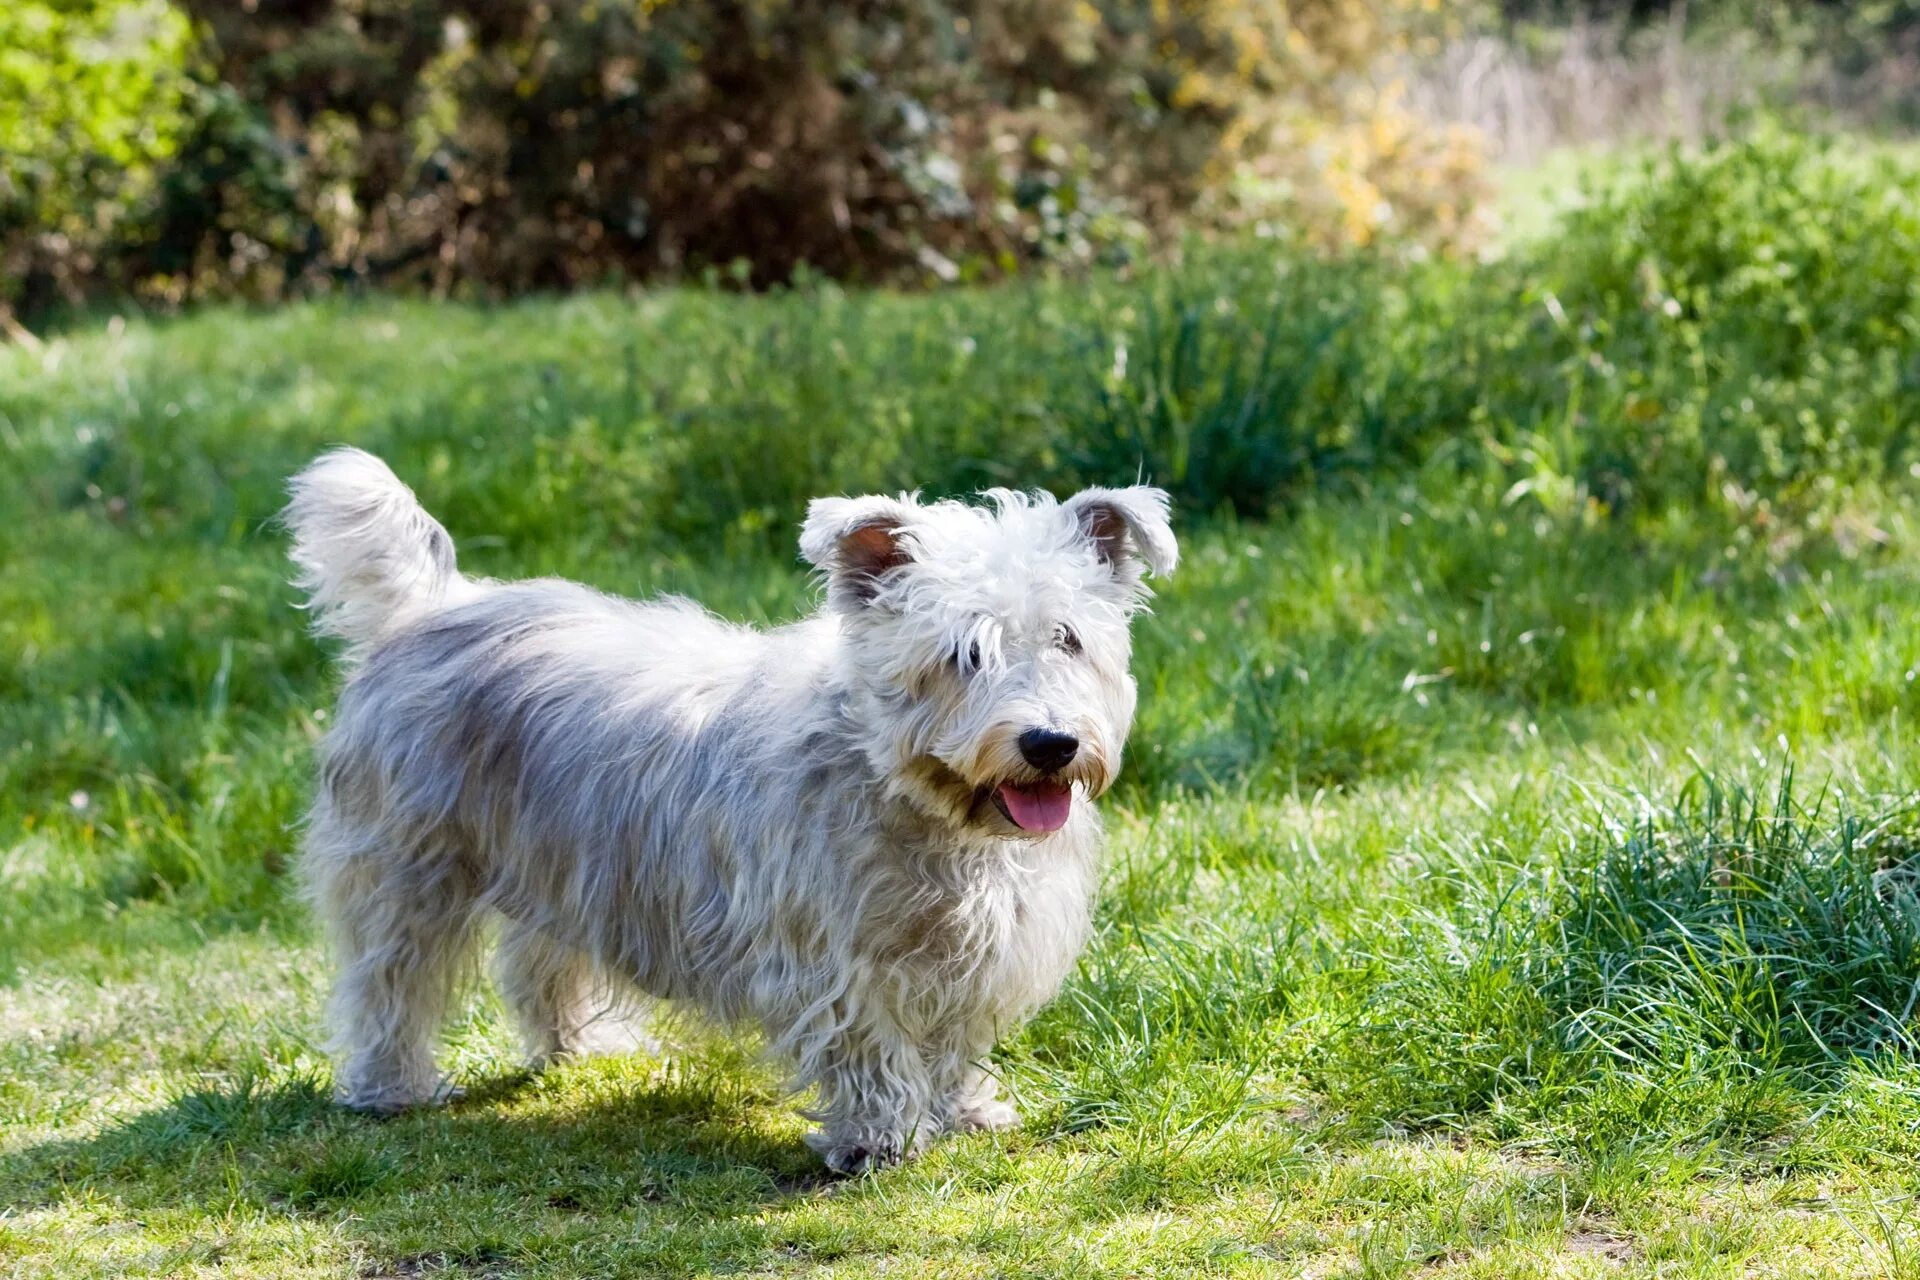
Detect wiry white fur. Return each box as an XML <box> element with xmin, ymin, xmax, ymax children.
<box><xmin>284</xmin><ymin>449</ymin><xmax>476</xmax><ymax>662</ymax></box>
<box><xmin>284</xmin><ymin>451</ymin><xmax>1176</xmax><ymax>1173</ymax></box>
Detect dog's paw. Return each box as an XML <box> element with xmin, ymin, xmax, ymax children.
<box><xmin>952</xmin><ymin>1096</ymin><xmax>1020</xmax><ymax>1133</ymax></box>
<box><xmin>805</xmin><ymin>1129</ymin><xmax>905</xmax><ymax>1176</ymax></box>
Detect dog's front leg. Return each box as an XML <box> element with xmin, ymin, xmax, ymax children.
<box><xmin>801</xmin><ymin>1028</ymin><xmax>935</xmax><ymax>1176</ymax></box>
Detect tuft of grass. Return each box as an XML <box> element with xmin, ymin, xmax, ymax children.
<box><xmin>271</xmin><ymin>1144</ymin><xmax>398</xmax><ymax>1208</ymax></box>
<box><xmin>1325</xmin><ymin>771</ymin><xmax>1920</xmax><ymax>1143</ymax></box>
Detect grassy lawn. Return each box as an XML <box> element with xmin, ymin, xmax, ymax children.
<box><xmin>7</xmin><ymin>134</ymin><xmax>1920</xmax><ymax>1277</ymax></box>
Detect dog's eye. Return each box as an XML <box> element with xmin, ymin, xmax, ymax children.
<box><xmin>953</xmin><ymin>639</ymin><xmax>980</xmax><ymax>673</ymax></box>
<box><xmin>1056</xmin><ymin>625</ymin><xmax>1082</xmax><ymax>656</ymax></box>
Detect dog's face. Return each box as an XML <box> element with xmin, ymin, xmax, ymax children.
<box><xmin>801</xmin><ymin>487</ymin><xmax>1176</xmax><ymax>841</ymax></box>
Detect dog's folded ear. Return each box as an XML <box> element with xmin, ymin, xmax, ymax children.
<box><xmin>1062</xmin><ymin>487</ymin><xmax>1178</xmax><ymax>580</ymax></box>
<box><xmin>801</xmin><ymin>495</ymin><xmax>920</xmax><ymax>608</ymax></box>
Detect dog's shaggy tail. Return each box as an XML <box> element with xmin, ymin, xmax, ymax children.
<box><xmin>284</xmin><ymin>448</ymin><xmax>462</xmax><ymax>660</ymax></box>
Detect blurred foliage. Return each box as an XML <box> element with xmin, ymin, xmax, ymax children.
<box><xmin>0</xmin><ymin>0</ymin><xmax>196</xmax><ymax>316</ymax></box>
<box><xmin>1514</xmin><ymin>125</ymin><xmax>1920</xmax><ymax>513</ymax></box>
<box><xmin>1066</xmin><ymin>129</ymin><xmax>1920</xmax><ymax>530</ymax></box>
<box><xmin>2</xmin><ymin>0</ymin><xmax>1491</xmax><ymax>317</ymax></box>
<box><xmin>1488</xmin><ymin>0</ymin><xmax>1920</xmax><ymax>103</ymax></box>
<box><xmin>1494</xmin><ymin>0</ymin><xmax>1920</xmax><ymax>29</ymax></box>
<box><xmin>5</xmin><ymin>131</ymin><xmax>1911</xmax><ymax>552</ymax></box>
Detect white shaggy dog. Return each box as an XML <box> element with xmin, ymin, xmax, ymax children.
<box><xmin>284</xmin><ymin>449</ymin><xmax>1176</xmax><ymax>1173</ymax></box>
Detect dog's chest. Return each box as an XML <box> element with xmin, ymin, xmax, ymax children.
<box><xmin>861</xmin><ymin>846</ymin><xmax>1092</xmax><ymax>1027</ymax></box>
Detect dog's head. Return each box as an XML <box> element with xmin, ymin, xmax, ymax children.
<box><xmin>801</xmin><ymin>487</ymin><xmax>1176</xmax><ymax>840</ymax></box>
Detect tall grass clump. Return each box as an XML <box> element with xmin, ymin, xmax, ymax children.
<box><xmin>1551</xmin><ymin>773</ymin><xmax>1920</xmax><ymax>1074</ymax></box>
<box><xmin>1329</xmin><ymin>770</ymin><xmax>1920</xmax><ymax>1142</ymax></box>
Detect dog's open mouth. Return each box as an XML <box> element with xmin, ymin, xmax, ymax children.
<box><xmin>992</xmin><ymin>780</ymin><xmax>1073</xmax><ymax>833</ymax></box>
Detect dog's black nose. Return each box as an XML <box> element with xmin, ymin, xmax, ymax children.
<box><xmin>1018</xmin><ymin>728</ymin><xmax>1079</xmax><ymax>774</ymax></box>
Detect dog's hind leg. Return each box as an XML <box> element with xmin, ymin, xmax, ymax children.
<box><xmin>495</xmin><ymin>921</ymin><xmax>654</xmax><ymax>1068</ymax></box>
<box><xmin>310</xmin><ymin>828</ymin><xmax>482</xmax><ymax>1114</ymax></box>
<box><xmin>942</xmin><ymin>1063</ymin><xmax>1020</xmax><ymax>1133</ymax></box>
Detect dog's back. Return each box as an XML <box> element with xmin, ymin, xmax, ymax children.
<box><xmin>285</xmin><ymin>449</ymin><xmax>830</xmax><ymax>870</ymax></box>
<box><xmin>320</xmin><ymin>573</ymin><xmax>846</xmax><ymax>878</ymax></box>
<box><xmin>287</xmin><ymin>454</ymin><xmax>859</xmax><ymax>1009</ymax></box>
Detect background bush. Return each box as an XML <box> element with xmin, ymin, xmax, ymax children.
<box><xmin>4</xmin><ymin>0</ymin><xmax>1490</xmax><ymax>320</ymax></box>
<box><xmin>11</xmin><ymin>1</ymin><xmax>1920</xmax><ymax>321</ymax></box>
<box><xmin>0</xmin><ymin>1</ymin><xmax>197</xmax><ymax>319</ymax></box>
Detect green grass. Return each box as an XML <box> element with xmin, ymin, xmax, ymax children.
<box><xmin>6</xmin><ymin>132</ymin><xmax>1920</xmax><ymax>1276</ymax></box>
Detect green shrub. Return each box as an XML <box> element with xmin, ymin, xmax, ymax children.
<box><xmin>1538</xmin><ymin>129</ymin><xmax>1920</xmax><ymax>494</ymax></box>
<box><xmin>2</xmin><ymin>0</ymin><xmax>1486</xmax><ymax>317</ymax></box>
<box><xmin>0</xmin><ymin>0</ymin><xmax>197</xmax><ymax>315</ymax></box>
<box><xmin>173</xmin><ymin>0</ymin><xmax>1479</xmax><ymax>289</ymax></box>
<box><xmin>1103</xmin><ymin>131</ymin><xmax>1920</xmax><ymax>521</ymax></box>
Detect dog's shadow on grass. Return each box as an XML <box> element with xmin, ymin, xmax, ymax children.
<box><xmin>3</xmin><ymin>1053</ymin><xmax>848</xmax><ymax>1258</ymax></box>
<box><xmin>6</xmin><ymin>1056</ymin><xmax>1314</xmax><ymax>1272</ymax></box>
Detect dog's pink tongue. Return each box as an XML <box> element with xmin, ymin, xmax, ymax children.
<box><xmin>998</xmin><ymin>781</ymin><xmax>1073</xmax><ymax>832</ymax></box>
